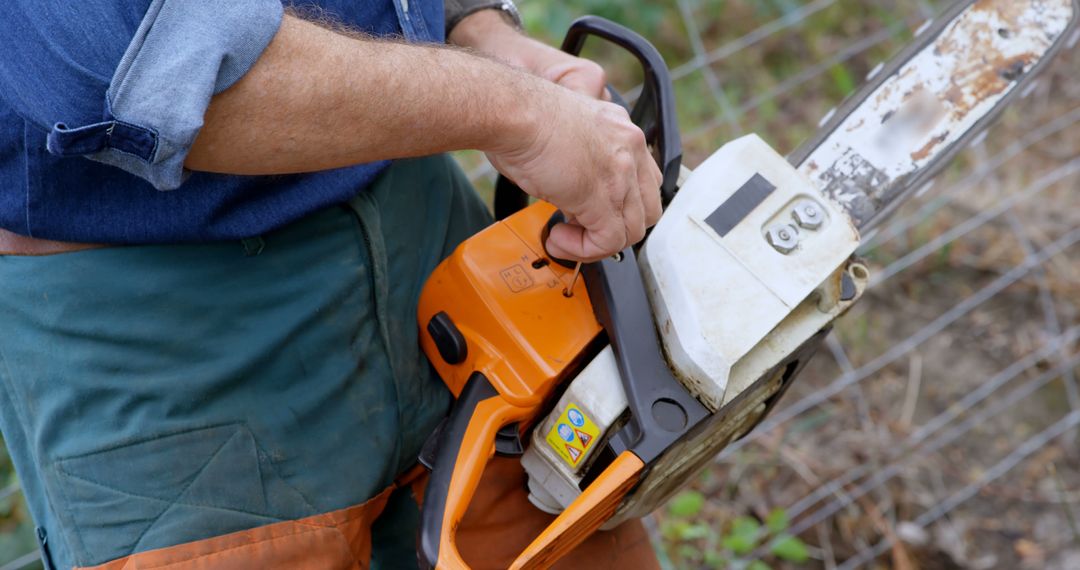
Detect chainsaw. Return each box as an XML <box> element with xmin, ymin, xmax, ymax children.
<box><xmin>415</xmin><ymin>0</ymin><xmax>1079</xmax><ymax>567</ymax></box>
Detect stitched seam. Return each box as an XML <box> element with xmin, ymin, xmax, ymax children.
<box><xmin>245</xmin><ymin>424</ymin><xmax>320</xmax><ymax>516</ymax></box>
<box><xmin>105</xmin><ymin>119</ymin><xmax>160</xmax><ymax>163</ymax></box>
<box><xmin>56</xmin><ymin>420</ymin><xmax>340</xmax><ymax>527</ymax></box>
<box><xmin>126</xmin><ymin>430</ymin><xmax>237</xmax><ymax>554</ymax></box>
<box><xmin>51</xmin><ymin>472</ymin><xmax>287</xmax><ymax>524</ymax></box>
<box><xmin>62</xmin><ymin>476</ymin><xmax>389</xmax><ymax>569</ymax></box>
<box><xmin>0</xmin><ymin>339</ymin><xmax>83</xmax><ymax>562</ymax></box>
<box><xmin>347</xmin><ymin>194</ymin><xmax>406</xmax><ymax>479</ymax></box>
<box><xmin>22</xmin><ymin>122</ymin><xmax>33</xmax><ymax>237</ymax></box>
<box><xmin>288</xmin><ymin>493</ymin><xmax>394</xmax><ymax>532</ymax></box>
<box><xmin>51</xmin><ymin>468</ymin><xmax>91</xmax><ymax>567</ymax></box>
<box><xmin>55</xmin><ymin>423</ymin><xmax>239</xmax><ymax>462</ymax></box>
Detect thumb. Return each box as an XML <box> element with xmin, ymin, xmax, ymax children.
<box><xmin>544</xmin><ymin>219</ymin><xmax>625</xmax><ymax>263</ymax></box>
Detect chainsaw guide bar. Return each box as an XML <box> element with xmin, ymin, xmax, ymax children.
<box><xmin>791</xmin><ymin>0</ymin><xmax>1078</xmax><ymax>231</ymax></box>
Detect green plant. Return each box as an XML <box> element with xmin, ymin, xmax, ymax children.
<box><xmin>522</xmin><ymin>0</ymin><xmax>670</xmax><ymax>44</ymax></box>
<box><xmin>663</xmin><ymin>497</ymin><xmax>811</xmax><ymax>569</ymax></box>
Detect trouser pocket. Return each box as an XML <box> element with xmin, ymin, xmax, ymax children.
<box><xmin>45</xmin><ymin>424</ymin><xmax>317</xmax><ymax>567</ymax></box>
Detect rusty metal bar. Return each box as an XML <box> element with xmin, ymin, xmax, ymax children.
<box><xmin>793</xmin><ymin>0</ymin><xmax>1079</xmax><ymax>230</ymax></box>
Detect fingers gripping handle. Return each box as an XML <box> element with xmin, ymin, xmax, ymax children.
<box><xmin>493</xmin><ymin>15</ymin><xmax>683</xmax><ymax>219</ymax></box>
<box><xmin>419</xmin><ymin>373</ymin><xmax>528</xmax><ymax>569</ymax></box>
<box><xmin>560</xmin><ymin>16</ymin><xmax>682</xmax><ymax>204</ymax></box>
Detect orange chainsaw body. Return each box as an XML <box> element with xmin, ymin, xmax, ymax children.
<box><xmin>416</xmin><ymin>201</ymin><xmax>644</xmax><ymax>569</ymax></box>
<box><xmin>418</xmin><ymin>201</ymin><xmax>598</xmax><ymax>402</ymax></box>
<box><xmin>416</xmin><ymin>16</ymin><xmax>680</xmax><ymax>569</ymax></box>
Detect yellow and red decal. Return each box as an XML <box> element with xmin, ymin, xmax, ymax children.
<box><xmin>545</xmin><ymin>403</ymin><xmax>601</xmax><ymax>467</ymax></box>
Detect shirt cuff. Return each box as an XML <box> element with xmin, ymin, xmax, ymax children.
<box><xmin>45</xmin><ymin>0</ymin><xmax>284</xmax><ymax>191</ymax></box>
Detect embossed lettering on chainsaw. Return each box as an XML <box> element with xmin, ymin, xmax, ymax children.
<box><xmin>499</xmin><ymin>264</ymin><xmax>534</xmax><ymax>293</ymax></box>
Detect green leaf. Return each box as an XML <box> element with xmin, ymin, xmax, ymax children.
<box><xmin>828</xmin><ymin>63</ymin><xmax>856</xmax><ymax>95</ymax></box>
<box><xmin>721</xmin><ymin>533</ymin><xmax>754</xmax><ymax>556</ymax></box>
<box><xmin>663</xmin><ymin>520</ymin><xmax>693</xmax><ymax>541</ymax></box>
<box><xmin>677</xmin><ymin>543</ymin><xmax>703</xmax><ymax>562</ymax></box>
<box><xmin>722</xmin><ymin>517</ymin><xmax>761</xmax><ymax>555</ymax></box>
<box><xmin>747</xmin><ymin>560</ymin><xmax>772</xmax><ymax>570</ymax></box>
<box><xmin>704</xmin><ymin>551</ymin><xmax>727</xmax><ymax>568</ymax></box>
<box><xmin>669</xmin><ymin>490</ymin><xmax>706</xmax><ymax>517</ymax></box>
<box><xmin>678</xmin><ymin>523</ymin><xmax>712</xmax><ymax>541</ymax></box>
<box><xmin>765</xmin><ymin>508</ymin><xmax>789</xmax><ymax>533</ymax></box>
<box><xmin>730</xmin><ymin>516</ymin><xmax>762</xmax><ymax>538</ymax></box>
<box><xmin>770</xmin><ymin>534</ymin><xmax>810</xmax><ymax>563</ymax></box>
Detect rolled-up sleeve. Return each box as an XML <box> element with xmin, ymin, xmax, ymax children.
<box><xmin>0</xmin><ymin>0</ymin><xmax>283</xmax><ymax>190</ymax></box>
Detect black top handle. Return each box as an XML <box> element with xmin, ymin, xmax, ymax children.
<box><xmin>493</xmin><ymin>15</ymin><xmax>683</xmax><ymax>220</ymax></box>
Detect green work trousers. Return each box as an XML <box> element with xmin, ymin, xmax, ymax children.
<box><xmin>0</xmin><ymin>155</ymin><xmax>491</xmax><ymax>569</ymax></box>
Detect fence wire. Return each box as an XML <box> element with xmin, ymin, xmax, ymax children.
<box><xmin>1</xmin><ymin>1</ymin><xmax>1076</xmax><ymax>569</ymax></box>
<box><xmin>653</xmin><ymin>0</ymin><xmax>1079</xmax><ymax>568</ymax></box>
<box><xmin>493</xmin><ymin>0</ymin><xmax>1078</xmax><ymax>567</ymax></box>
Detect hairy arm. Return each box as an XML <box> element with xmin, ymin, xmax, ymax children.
<box><xmin>187</xmin><ymin>15</ymin><xmax>542</xmax><ymax>173</ymax></box>
<box><xmin>187</xmin><ymin>14</ymin><xmax>661</xmax><ymax>262</ymax></box>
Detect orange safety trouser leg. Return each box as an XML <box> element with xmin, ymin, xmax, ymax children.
<box><xmin>76</xmin><ymin>485</ymin><xmax>396</xmax><ymax>570</ymax></box>
<box><xmin>455</xmin><ymin>457</ymin><xmax>662</xmax><ymax>570</ymax></box>
<box><xmin>78</xmin><ymin>457</ymin><xmax>660</xmax><ymax>570</ymax></box>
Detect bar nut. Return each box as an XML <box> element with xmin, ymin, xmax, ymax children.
<box><xmin>791</xmin><ymin>199</ymin><xmax>825</xmax><ymax>230</ymax></box>
<box><xmin>765</xmin><ymin>223</ymin><xmax>800</xmax><ymax>254</ymax></box>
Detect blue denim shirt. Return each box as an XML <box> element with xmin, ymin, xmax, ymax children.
<box><xmin>0</xmin><ymin>0</ymin><xmax>445</xmax><ymax>243</ymax></box>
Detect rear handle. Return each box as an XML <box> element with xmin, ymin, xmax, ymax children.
<box><xmin>418</xmin><ymin>373</ymin><xmax>528</xmax><ymax>569</ymax></box>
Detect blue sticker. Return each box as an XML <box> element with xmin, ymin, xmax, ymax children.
<box><xmin>557</xmin><ymin>424</ymin><xmax>574</xmax><ymax>442</ymax></box>
<box><xmin>567</xmin><ymin>408</ymin><xmax>585</xmax><ymax>427</ymax></box>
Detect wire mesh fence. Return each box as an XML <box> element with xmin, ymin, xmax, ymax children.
<box><xmin>1</xmin><ymin>1</ymin><xmax>1076</xmax><ymax>569</ymax></box>
<box><xmin>475</xmin><ymin>0</ymin><xmax>1080</xmax><ymax>567</ymax></box>
<box><xmin>638</xmin><ymin>1</ymin><xmax>1078</xmax><ymax>568</ymax></box>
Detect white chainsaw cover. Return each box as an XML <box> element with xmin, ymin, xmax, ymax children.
<box><xmin>639</xmin><ymin>135</ymin><xmax>859</xmax><ymax>410</ymax></box>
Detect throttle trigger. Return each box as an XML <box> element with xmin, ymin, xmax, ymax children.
<box><xmin>495</xmin><ymin>423</ymin><xmax>524</xmax><ymax>457</ymax></box>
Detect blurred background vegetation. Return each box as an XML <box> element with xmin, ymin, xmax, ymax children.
<box><xmin>2</xmin><ymin>1</ymin><xmax>1077</xmax><ymax>569</ymax></box>
<box><xmin>466</xmin><ymin>1</ymin><xmax>1080</xmax><ymax>568</ymax></box>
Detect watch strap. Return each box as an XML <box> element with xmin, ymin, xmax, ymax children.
<box><xmin>444</xmin><ymin>0</ymin><xmax>523</xmax><ymax>36</ymax></box>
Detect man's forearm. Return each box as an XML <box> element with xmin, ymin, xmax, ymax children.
<box><xmin>186</xmin><ymin>15</ymin><xmax>547</xmax><ymax>174</ymax></box>
<box><xmin>188</xmin><ymin>12</ymin><xmax>662</xmax><ymax>263</ymax></box>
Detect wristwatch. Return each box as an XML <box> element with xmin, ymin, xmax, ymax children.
<box><xmin>445</xmin><ymin>0</ymin><xmax>523</xmax><ymax>36</ymax></box>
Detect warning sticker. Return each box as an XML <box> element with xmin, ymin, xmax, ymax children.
<box><xmin>545</xmin><ymin>403</ymin><xmax>601</xmax><ymax>467</ymax></box>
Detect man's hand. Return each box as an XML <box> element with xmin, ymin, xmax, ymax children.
<box><xmin>486</xmin><ymin>86</ymin><xmax>662</xmax><ymax>261</ymax></box>
<box><xmin>450</xmin><ymin>10</ymin><xmax>660</xmax><ymax>261</ymax></box>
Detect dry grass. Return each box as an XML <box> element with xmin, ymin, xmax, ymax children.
<box><xmin>468</xmin><ymin>2</ymin><xmax>1078</xmax><ymax>567</ymax></box>
<box><xmin>0</xmin><ymin>1</ymin><xmax>1075</xmax><ymax>569</ymax></box>
<box><xmin>652</xmin><ymin>34</ymin><xmax>1080</xmax><ymax>570</ymax></box>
